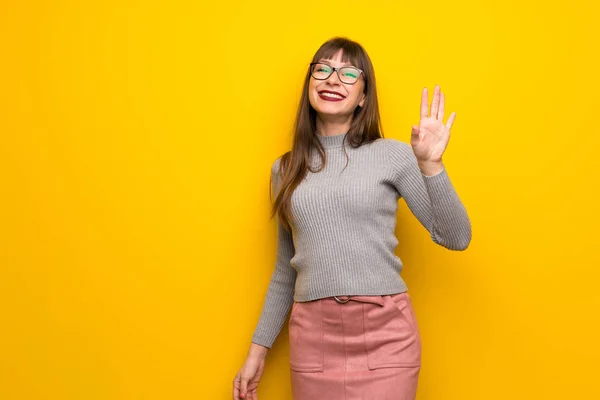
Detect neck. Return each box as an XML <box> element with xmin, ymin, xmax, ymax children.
<box><xmin>316</xmin><ymin>113</ymin><xmax>353</xmax><ymax>137</ymax></box>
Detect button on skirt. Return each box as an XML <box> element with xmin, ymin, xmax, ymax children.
<box><xmin>288</xmin><ymin>292</ymin><xmax>421</xmax><ymax>400</ymax></box>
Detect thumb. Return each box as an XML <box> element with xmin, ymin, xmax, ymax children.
<box><xmin>411</xmin><ymin>125</ymin><xmax>420</xmax><ymax>144</ymax></box>
<box><xmin>240</xmin><ymin>375</ymin><xmax>249</xmax><ymax>398</ymax></box>
<box><xmin>411</xmin><ymin>125</ymin><xmax>419</xmax><ymax>137</ymax></box>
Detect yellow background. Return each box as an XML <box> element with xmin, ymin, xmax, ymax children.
<box><xmin>1</xmin><ymin>0</ymin><xmax>599</xmax><ymax>399</ymax></box>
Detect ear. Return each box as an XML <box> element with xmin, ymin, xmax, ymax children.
<box><xmin>358</xmin><ymin>92</ymin><xmax>366</xmax><ymax>108</ymax></box>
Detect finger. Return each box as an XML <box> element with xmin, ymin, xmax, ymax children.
<box><xmin>411</xmin><ymin>125</ymin><xmax>420</xmax><ymax>147</ymax></box>
<box><xmin>438</xmin><ymin>92</ymin><xmax>445</xmax><ymax>121</ymax></box>
<box><xmin>240</xmin><ymin>377</ymin><xmax>248</xmax><ymax>399</ymax></box>
<box><xmin>431</xmin><ymin>84</ymin><xmax>440</xmax><ymax>120</ymax></box>
<box><xmin>420</xmin><ymin>87</ymin><xmax>428</xmax><ymax>120</ymax></box>
<box><xmin>411</xmin><ymin>125</ymin><xmax>420</xmax><ymax>139</ymax></box>
<box><xmin>233</xmin><ymin>375</ymin><xmax>240</xmax><ymax>399</ymax></box>
<box><xmin>446</xmin><ymin>112</ymin><xmax>456</xmax><ymax>130</ymax></box>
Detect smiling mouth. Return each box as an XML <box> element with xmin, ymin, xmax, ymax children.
<box><xmin>318</xmin><ymin>90</ymin><xmax>345</xmax><ymax>101</ymax></box>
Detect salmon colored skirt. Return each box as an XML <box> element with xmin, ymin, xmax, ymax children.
<box><xmin>288</xmin><ymin>292</ymin><xmax>421</xmax><ymax>400</ymax></box>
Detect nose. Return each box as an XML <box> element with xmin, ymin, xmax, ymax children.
<box><xmin>326</xmin><ymin>69</ymin><xmax>341</xmax><ymax>85</ymax></box>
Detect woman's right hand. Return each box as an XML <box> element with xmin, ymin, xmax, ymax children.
<box><xmin>232</xmin><ymin>343</ymin><xmax>268</xmax><ymax>400</ymax></box>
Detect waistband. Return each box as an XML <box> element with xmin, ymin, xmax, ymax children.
<box><xmin>326</xmin><ymin>295</ymin><xmax>386</xmax><ymax>307</ymax></box>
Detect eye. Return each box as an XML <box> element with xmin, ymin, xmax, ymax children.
<box><xmin>340</xmin><ymin>67</ymin><xmax>360</xmax><ymax>78</ymax></box>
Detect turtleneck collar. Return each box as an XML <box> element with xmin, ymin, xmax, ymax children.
<box><xmin>316</xmin><ymin>132</ymin><xmax>348</xmax><ymax>149</ymax></box>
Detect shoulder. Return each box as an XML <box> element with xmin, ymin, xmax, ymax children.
<box><xmin>271</xmin><ymin>156</ymin><xmax>282</xmax><ymax>175</ymax></box>
<box><xmin>374</xmin><ymin>137</ymin><xmax>410</xmax><ymax>150</ymax></box>
<box><xmin>373</xmin><ymin>138</ymin><xmax>419</xmax><ymax>179</ymax></box>
<box><xmin>372</xmin><ymin>137</ymin><xmax>414</xmax><ymax>163</ymax></box>
<box><xmin>271</xmin><ymin>151</ymin><xmax>290</xmax><ymax>178</ymax></box>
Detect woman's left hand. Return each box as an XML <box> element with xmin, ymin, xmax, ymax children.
<box><xmin>410</xmin><ymin>85</ymin><xmax>456</xmax><ymax>174</ymax></box>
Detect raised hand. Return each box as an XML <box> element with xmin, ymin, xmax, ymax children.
<box><xmin>410</xmin><ymin>85</ymin><xmax>456</xmax><ymax>175</ymax></box>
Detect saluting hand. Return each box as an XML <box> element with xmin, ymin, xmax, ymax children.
<box><xmin>410</xmin><ymin>85</ymin><xmax>456</xmax><ymax>176</ymax></box>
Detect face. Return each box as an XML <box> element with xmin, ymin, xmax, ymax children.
<box><xmin>308</xmin><ymin>50</ymin><xmax>366</xmax><ymax>119</ymax></box>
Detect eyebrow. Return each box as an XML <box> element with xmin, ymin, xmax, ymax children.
<box><xmin>318</xmin><ymin>59</ymin><xmax>355</xmax><ymax>67</ymax></box>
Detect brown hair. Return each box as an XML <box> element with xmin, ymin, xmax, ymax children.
<box><xmin>271</xmin><ymin>36</ymin><xmax>384</xmax><ymax>232</ymax></box>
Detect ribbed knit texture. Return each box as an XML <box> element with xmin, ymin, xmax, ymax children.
<box><xmin>251</xmin><ymin>132</ymin><xmax>472</xmax><ymax>348</ymax></box>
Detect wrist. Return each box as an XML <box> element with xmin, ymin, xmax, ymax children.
<box><xmin>418</xmin><ymin>160</ymin><xmax>443</xmax><ymax>176</ymax></box>
<box><xmin>248</xmin><ymin>342</ymin><xmax>269</xmax><ymax>359</ymax></box>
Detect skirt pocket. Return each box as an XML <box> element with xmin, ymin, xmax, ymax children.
<box><xmin>288</xmin><ymin>300</ymin><xmax>324</xmax><ymax>372</ymax></box>
<box><xmin>363</xmin><ymin>292</ymin><xmax>421</xmax><ymax>370</ymax></box>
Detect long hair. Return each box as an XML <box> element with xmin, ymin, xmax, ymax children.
<box><xmin>271</xmin><ymin>36</ymin><xmax>384</xmax><ymax>232</ymax></box>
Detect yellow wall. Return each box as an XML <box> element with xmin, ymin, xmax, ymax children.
<box><xmin>1</xmin><ymin>0</ymin><xmax>598</xmax><ymax>399</ymax></box>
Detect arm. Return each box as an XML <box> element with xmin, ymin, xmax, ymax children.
<box><xmin>250</xmin><ymin>157</ymin><xmax>297</xmax><ymax>349</ymax></box>
<box><xmin>387</xmin><ymin>140</ymin><xmax>472</xmax><ymax>251</ymax></box>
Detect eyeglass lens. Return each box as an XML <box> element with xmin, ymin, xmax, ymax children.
<box><xmin>311</xmin><ymin>63</ymin><xmax>360</xmax><ymax>84</ymax></box>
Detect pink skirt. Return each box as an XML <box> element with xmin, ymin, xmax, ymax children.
<box><xmin>288</xmin><ymin>292</ymin><xmax>421</xmax><ymax>400</ymax></box>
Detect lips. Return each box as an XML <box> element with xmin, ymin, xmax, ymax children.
<box><xmin>318</xmin><ymin>90</ymin><xmax>346</xmax><ymax>102</ymax></box>
<box><xmin>318</xmin><ymin>90</ymin><xmax>345</xmax><ymax>98</ymax></box>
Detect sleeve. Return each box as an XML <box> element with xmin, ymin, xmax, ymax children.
<box><xmin>387</xmin><ymin>139</ymin><xmax>472</xmax><ymax>251</ymax></box>
<box><xmin>250</xmin><ymin>157</ymin><xmax>297</xmax><ymax>348</ymax></box>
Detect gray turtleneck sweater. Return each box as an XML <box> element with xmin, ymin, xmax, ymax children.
<box><xmin>250</xmin><ymin>132</ymin><xmax>472</xmax><ymax>348</ymax></box>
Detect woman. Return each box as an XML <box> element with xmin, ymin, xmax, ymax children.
<box><xmin>233</xmin><ymin>36</ymin><xmax>471</xmax><ymax>400</ymax></box>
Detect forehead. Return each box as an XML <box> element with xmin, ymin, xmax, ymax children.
<box><xmin>318</xmin><ymin>58</ymin><xmax>355</xmax><ymax>67</ymax></box>
<box><xmin>316</xmin><ymin>48</ymin><xmax>358</xmax><ymax>67</ymax></box>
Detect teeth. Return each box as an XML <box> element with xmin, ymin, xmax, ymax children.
<box><xmin>321</xmin><ymin>92</ymin><xmax>343</xmax><ymax>99</ymax></box>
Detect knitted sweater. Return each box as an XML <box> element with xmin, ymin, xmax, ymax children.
<box><xmin>251</xmin><ymin>132</ymin><xmax>472</xmax><ymax>348</ymax></box>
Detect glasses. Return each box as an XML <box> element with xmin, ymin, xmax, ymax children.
<box><xmin>309</xmin><ymin>62</ymin><xmax>364</xmax><ymax>85</ymax></box>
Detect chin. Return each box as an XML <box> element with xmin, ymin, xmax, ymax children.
<box><xmin>312</xmin><ymin>106</ymin><xmax>334</xmax><ymax>115</ymax></box>
<box><xmin>313</xmin><ymin>102</ymin><xmax>342</xmax><ymax>113</ymax></box>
